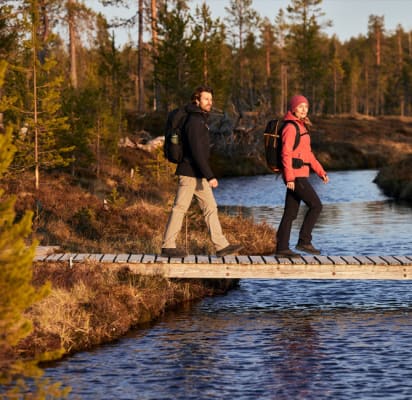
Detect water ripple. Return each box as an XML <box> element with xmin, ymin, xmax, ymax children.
<box><xmin>44</xmin><ymin>170</ymin><xmax>412</xmax><ymax>399</ymax></box>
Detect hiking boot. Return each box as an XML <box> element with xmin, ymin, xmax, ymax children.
<box><xmin>161</xmin><ymin>248</ymin><xmax>187</xmax><ymax>257</ymax></box>
<box><xmin>296</xmin><ymin>242</ymin><xmax>321</xmax><ymax>255</ymax></box>
<box><xmin>216</xmin><ymin>244</ymin><xmax>243</xmax><ymax>257</ymax></box>
<box><xmin>275</xmin><ymin>248</ymin><xmax>300</xmax><ymax>258</ymax></box>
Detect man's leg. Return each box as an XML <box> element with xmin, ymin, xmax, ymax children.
<box><xmin>162</xmin><ymin>176</ymin><xmax>195</xmax><ymax>249</ymax></box>
<box><xmin>194</xmin><ymin>178</ymin><xmax>229</xmax><ymax>251</ymax></box>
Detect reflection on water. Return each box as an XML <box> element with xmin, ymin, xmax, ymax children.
<box><xmin>44</xmin><ymin>170</ymin><xmax>412</xmax><ymax>399</ymax></box>
<box><xmin>220</xmin><ymin>200</ymin><xmax>412</xmax><ymax>255</ymax></box>
<box><xmin>214</xmin><ymin>170</ymin><xmax>388</xmax><ymax>206</ymax></box>
<box><xmin>216</xmin><ymin>170</ymin><xmax>412</xmax><ymax>256</ymax></box>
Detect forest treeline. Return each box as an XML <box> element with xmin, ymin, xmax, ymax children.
<box><xmin>1</xmin><ymin>0</ymin><xmax>412</xmax><ymax>188</ymax></box>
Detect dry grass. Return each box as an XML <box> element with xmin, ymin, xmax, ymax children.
<box><xmin>5</xmin><ymin>115</ymin><xmax>411</xmax><ymax>362</ymax></box>
<box><xmin>18</xmin><ymin>262</ymin><xmax>238</xmax><ymax>359</ymax></box>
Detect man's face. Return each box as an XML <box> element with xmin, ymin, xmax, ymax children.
<box><xmin>197</xmin><ymin>91</ymin><xmax>213</xmax><ymax>112</ymax></box>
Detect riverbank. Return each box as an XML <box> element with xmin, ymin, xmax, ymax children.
<box><xmin>209</xmin><ymin>114</ymin><xmax>412</xmax><ymax>176</ymax></box>
<box><xmin>373</xmin><ymin>154</ymin><xmax>412</xmax><ymax>202</ymax></box>
<box><xmin>18</xmin><ymin>261</ymin><xmax>239</xmax><ymax>360</ymax></box>
<box><xmin>6</xmin><ymin>115</ymin><xmax>412</xmax><ymax>365</ymax></box>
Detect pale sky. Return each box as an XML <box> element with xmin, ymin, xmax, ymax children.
<box><xmin>241</xmin><ymin>0</ymin><xmax>412</xmax><ymax>41</ymax></box>
<box><xmin>90</xmin><ymin>0</ymin><xmax>412</xmax><ymax>44</ymax></box>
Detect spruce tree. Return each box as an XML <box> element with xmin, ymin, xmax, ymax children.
<box><xmin>0</xmin><ymin>128</ymin><xmax>57</xmax><ymax>395</ymax></box>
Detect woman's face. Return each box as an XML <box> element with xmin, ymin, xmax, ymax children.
<box><xmin>294</xmin><ymin>102</ymin><xmax>309</xmax><ymax>119</ymax></box>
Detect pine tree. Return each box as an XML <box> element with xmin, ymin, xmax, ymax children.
<box><xmin>156</xmin><ymin>0</ymin><xmax>192</xmax><ymax>110</ymax></box>
<box><xmin>286</xmin><ymin>0</ymin><xmax>331</xmax><ymax>101</ymax></box>
<box><xmin>12</xmin><ymin>0</ymin><xmax>74</xmax><ymax>190</ymax></box>
<box><xmin>190</xmin><ymin>2</ymin><xmax>231</xmax><ymax>106</ymax></box>
<box><xmin>0</xmin><ymin>128</ymin><xmax>58</xmax><ymax>396</ymax></box>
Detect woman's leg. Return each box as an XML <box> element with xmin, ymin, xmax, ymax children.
<box><xmin>293</xmin><ymin>178</ymin><xmax>323</xmax><ymax>245</ymax></box>
<box><xmin>276</xmin><ymin>188</ymin><xmax>301</xmax><ymax>251</ymax></box>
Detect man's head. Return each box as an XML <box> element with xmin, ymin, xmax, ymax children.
<box><xmin>191</xmin><ymin>86</ymin><xmax>213</xmax><ymax>113</ymax></box>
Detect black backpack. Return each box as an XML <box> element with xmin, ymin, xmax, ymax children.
<box><xmin>163</xmin><ymin>107</ymin><xmax>188</xmax><ymax>163</ymax></box>
<box><xmin>263</xmin><ymin>119</ymin><xmax>300</xmax><ymax>173</ymax></box>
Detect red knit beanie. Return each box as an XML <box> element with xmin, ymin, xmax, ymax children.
<box><xmin>289</xmin><ymin>95</ymin><xmax>309</xmax><ymax>112</ymax></box>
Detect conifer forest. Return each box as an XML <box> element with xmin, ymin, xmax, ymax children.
<box><xmin>1</xmin><ymin>0</ymin><xmax>412</xmax><ymax>185</ymax></box>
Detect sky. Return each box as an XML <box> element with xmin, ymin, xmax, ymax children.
<box><xmin>91</xmin><ymin>0</ymin><xmax>412</xmax><ymax>45</ymax></box>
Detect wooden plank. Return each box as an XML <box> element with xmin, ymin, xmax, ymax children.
<box><xmin>128</xmin><ymin>254</ymin><xmax>143</xmax><ymax>263</ymax></box>
<box><xmin>236</xmin><ymin>255</ymin><xmax>251</xmax><ymax>264</ymax></box>
<box><xmin>341</xmin><ymin>256</ymin><xmax>361</xmax><ymax>265</ymax></box>
<box><xmin>249</xmin><ymin>255</ymin><xmax>264</xmax><ymax>264</ymax></box>
<box><xmin>262</xmin><ymin>255</ymin><xmax>278</xmax><ymax>264</ymax></box>
<box><xmin>107</xmin><ymin>261</ymin><xmax>412</xmax><ymax>280</ymax></box>
<box><xmin>223</xmin><ymin>255</ymin><xmax>238</xmax><ymax>264</ymax></box>
<box><xmin>169</xmin><ymin>257</ymin><xmax>184</xmax><ymax>264</ymax></box>
<box><xmin>73</xmin><ymin>254</ymin><xmax>91</xmax><ymax>262</ymax></box>
<box><xmin>210</xmin><ymin>255</ymin><xmax>224</xmax><ymax>264</ymax></box>
<box><xmin>115</xmin><ymin>254</ymin><xmax>130</xmax><ymax>263</ymax></box>
<box><xmin>275</xmin><ymin>256</ymin><xmax>293</xmax><ymax>265</ymax></box>
<box><xmin>354</xmin><ymin>256</ymin><xmax>372</xmax><ymax>265</ymax></box>
<box><xmin>59</xmin><ymin>253</ymin><xmax>76</xmax><ymax>261</ymax></box>
<box><xmin>393</xmin><ymin>256</ymin><xmax>412</xmax><ymax>265</ymax></box>
<box><xmin>101</xmin><ymin>254</ymin><xmax>116</xmax><ymax>262</ymax></box>
<box><xmin>141</xmin><ymin>254</ymin><xmax>156</xmax><ymax>263</ymax></box>
<box><xmin>327</xmin><ymin>256</ymin><xmax>348</xmax><ymax>265</ymax></box>
<box><xmin>315</xmin><ymin>255</ymin><xmax>332</xmax><ymax>265</ymax></box>
<box><xmin>34</xmin><ymin>252</ymin><xmax>412</xmax><ymax>280</ymax></box>
<box><xmin>300</xmin><ymin>255</ymin><xmax>321</xmax><ymax>265</ymax></box>
<box><xmin>183</xmin><ymin>255</ymin><xmax>196</xmax><ymax>263</ymax></box>
<box><xmin>290</xmin><ymin>256</ymin><xmax>306</xmax><ymax>265</ymax></box>
<box><xmin>155</xmin><ymin>254</ymin><xmax>169</xmax><ymax>264</ymax></box>
<box><xmin>45</xmin><ymin>253</ymin><xmax>65</xmax><ymax>261</ymax></box>
<box><xmin>379</xmin><ymin>255</ymin><xmax>401</xmax><ymax>265</ymax></box>
<box><xmin>88</xmin><ymin>254</ymin><xmax>104</xmax><ymax>262</ymax></box>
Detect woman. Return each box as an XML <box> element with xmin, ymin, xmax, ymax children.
<box><xmin>276</xmin><ymin>95</ymin><xmax>329</xmax><ymax>257</ymax></box>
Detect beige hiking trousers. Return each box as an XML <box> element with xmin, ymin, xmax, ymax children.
<box><xmin>162</xmin><ymin>176</ymin><xmax>229</xmax><ymax>251</ymax></box>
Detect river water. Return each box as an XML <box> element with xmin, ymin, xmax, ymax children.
<box><xmin>44</xmin><ymin>170</ymin><xmax>412</xmax><ymax>400</ymax></box>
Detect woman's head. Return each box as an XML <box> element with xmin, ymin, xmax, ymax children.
<box><xmin>289</xmin><ymin>95</ymin><xmax>309</xmax><ymax>117</ymax></box>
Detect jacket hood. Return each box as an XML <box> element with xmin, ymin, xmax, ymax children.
<box><xmin>283</xmin><ymin>110</ymin><xmax>300</xmax><ymax>122</ymax></box>
<box><xmin>185</xmin><ymin>103</ymin><xmax>207</xmax><ymax>115</ymax></box>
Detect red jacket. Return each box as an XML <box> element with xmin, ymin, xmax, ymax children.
<box><xmin>281</xmin><ymin>111</ymin><xmax>326</xmax><ymax>183</ymax></box>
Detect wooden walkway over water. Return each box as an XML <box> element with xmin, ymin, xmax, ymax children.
<box><xmin>34</xmin><ymin>249</ymin><xmax>412</xmax><ymax>280</ymax></box>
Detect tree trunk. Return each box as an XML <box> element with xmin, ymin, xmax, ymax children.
<box><xmin>137</xmin><ymin>0</ymin><xmax>145</xmax><ymax>113</ymax></box>
<box><xmin>32</xmin><ymin>6</ymin><xmax>40</xmax><ymax>190</ymax></box>
<box><xmin>397</xmin><ymin>28</ymin><xmax>405</xmax><ymax>116</ymax></box>
<box><xmin>68</xmin><ymin>0</ymin><xmax>78</xmax><ymax>88</ymax></box>
<box><xmin>151</xmin><ymin>0</ymin><xmax>159</xmax><ymax>111</ymax></box>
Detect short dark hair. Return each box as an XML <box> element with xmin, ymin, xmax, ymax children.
<box><xmin>191</xmin><ymin>85</ymin><xmax>213</xmax><ymax>103</ymax></box>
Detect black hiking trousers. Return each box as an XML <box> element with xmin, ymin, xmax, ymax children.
<box><xmin>276</xmin><ymin>177</ymin><xmax>323</xmax><ymax>251</ymax></box>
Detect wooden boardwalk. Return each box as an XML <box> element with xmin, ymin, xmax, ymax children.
<box><xmin>33</xmin><ymin>250</ymin><xmax>412</xmax><ymax>280</ymax></box>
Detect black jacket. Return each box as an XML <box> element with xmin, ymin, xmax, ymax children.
<box><xmin>175</xmin><ymin>103</ymin><xmax>215</xmax><ymax>181</ymax></box>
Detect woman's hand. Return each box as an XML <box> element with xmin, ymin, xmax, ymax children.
<box><xmin>209</xmin><ymin>178</ymin><xmax>218</xmax><ymax>188</ymax></box>
<box><xmin>322</xmin><ymin>174</ymin><xmax>329</xmax><ymax>184</ymax></box>
<box><xmin>287</xmin><ymin>181</ymin><xmax>295</xmax><ymax>191</ymax></box>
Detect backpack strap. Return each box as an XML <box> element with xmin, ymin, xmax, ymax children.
<box><xmin>282</xmin><ymin>120</ymin><xmax>301</xmax><ymax>150</ymax></box>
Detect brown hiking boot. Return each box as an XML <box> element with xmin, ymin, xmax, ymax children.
<box><xmin>296</xmin><ymin>242</ymin><xmax>321</xmax><ymax>255</ymax></box>
<box><xmin>161</xmin><ymin>248</ymin><xmax>187</xmax><ymax>257</ymax></box>
<box><xmin>216</xmin><ymin>244</ymin><xmax>243</xmax><ymax>257</ymax></box>
<box><xmin>275</xmin><ymin>248</ymin><xmax>300</xmax><ymax>258</ymax></box>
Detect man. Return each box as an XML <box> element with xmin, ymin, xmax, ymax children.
<box><xmin>161</xmin><ymin>86</ymin><xmax>243</xmax><ymax>257</ymax></box>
